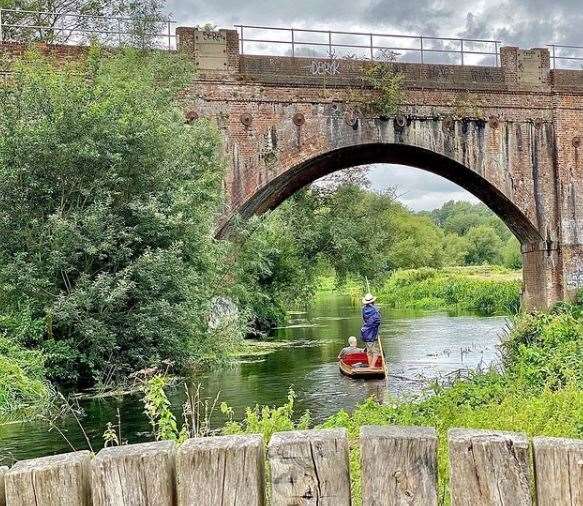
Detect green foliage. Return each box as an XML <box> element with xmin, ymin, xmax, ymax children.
<box><xmin>143</xmin><ymin>374</ymin><xmax>180</xmax><ymax>441</ymax></box>
<box><xmin>221</xmin><ymin>388</ymin><xmax>311</xmax><ymax>443</ymax></box>
<box><xmin>502</xmin><ymin>236</ymin><xmax>523</xmax><ymax>269</ymax></box>
<box><xmin>501</xmin><ymin>307</ymin><xmax>583</xmax><ymax>390</ymax></box>
<box><xmin>0</xmin><ymin>48</ymin><xmax>233</xmax><ymax>385</ymax></box>
<box><xmin>464</xmin><ymin>225</ymin><xmax>503</xmax><ymax>265</ymax></box>
<box><xmin>379</xmin><ymin>266</ymin><xmax>521</xmax><ymax>315</ymax></box>
<box><xmin>363</xmin><ymin>62</ymin><xmax>404</xmax><ymax>118</ymax></box>
<box><xmin>0</xmin><ymin>335</ymin><xmax>52</xmax><ymax>416</ymax></box>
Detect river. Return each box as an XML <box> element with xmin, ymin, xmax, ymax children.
<box><xmin>0</xmin><ymin>294</ymin><xmax>509</xmax><ymax>464</ymax></box>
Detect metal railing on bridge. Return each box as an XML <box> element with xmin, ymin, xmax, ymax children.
<box><xmin>0</xmin><ymin>8</ymin><xmax>176</xmax><ymax>49</ymax></box>
<box><xmin>235</xmin><ymin>24</ymin><xmax>502</xmax><ymax>67</ymax></box>
<box><xmin>548</xmin><ymin>44</ymin><xmax>583</xmax><ymax>69</ymax></box>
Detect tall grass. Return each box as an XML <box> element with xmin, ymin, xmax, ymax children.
<box><xmin>0</xmin><ymin>336</ymin><xmax>53</xmax><ymax>419</ymax></box>
<box><xmin>379</xmin><ymin>266</ymin><xmax>521</xmax><ymax>315</ymax></box>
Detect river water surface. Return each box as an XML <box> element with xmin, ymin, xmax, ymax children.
<box><xmin>0</xmin><ymin>294</ymin><xmax>509</xmax><ymax>464</ymax></box>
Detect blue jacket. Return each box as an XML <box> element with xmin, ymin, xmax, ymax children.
<box><xmin>361</xmin><ymin>304</ymin><xmax>381</xmax><ymax>342</ymax></box>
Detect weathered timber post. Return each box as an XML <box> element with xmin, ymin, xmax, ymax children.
<box><xmin>533</xmin><ymin>436</ymin><xmax>583</xmax><ymax>505</ymax></box>
<box><xmin>361</xmin><ymin>425</ymin><xmax>438</xmax><ymax>505</ymax></box>
<box><xmin>448</xmin><ymin>429</ymin><xmax>532</xmax><ymax>505</ymax></box>
<box><xmin>91</xmin><ymin>441</ymin><xmax>176</xmax><ymax>506</ymax></box>
<box><xmin>4</xmin><ymin>451</ymin><xmax>91</xmax><ymax>506</ymax></box>
<box><xmin>0</xmin><ymin>466</ymin><xmax>7</xmax><ymax>506</ymax></box>
<box><xmin>268</xmin><ymin>428</ymin><xmax>351</xmax><ymax>506</ymax></box>
<box><xmin>175</xmin><ymin>434</ymin><xmax>265</xmax><ymax>506</ymax></box>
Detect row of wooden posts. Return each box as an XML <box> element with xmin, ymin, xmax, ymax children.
<box><xmin>0</xmin><ymin>425</ymin><xmax>582</xmax><ymax>505</ymax></box>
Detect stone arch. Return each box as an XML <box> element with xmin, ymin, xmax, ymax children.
<box><xmin>224</xmin><ymin>142</ymin><xmax>543</xmax><ymax>245</ymax></box>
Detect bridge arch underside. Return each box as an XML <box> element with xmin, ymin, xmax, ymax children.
<box><xmin>230</xmin><ymin>142</ymin><xmax>564</xmax><ymax>311</ymax></box>
<box><xmin>237</xmin><ymin>143</ymin><xmax>543</xmax><ymax>245</ymax></box>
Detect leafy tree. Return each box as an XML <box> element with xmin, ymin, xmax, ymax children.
<box><xmin>387</xmin><ymin>213</ymin><xmax>445</xmax><ymax>269</ymax></box>
<box><xmin>442</xmin><ymin>233</ymin><xmax>470</xmax><ymax>267</ymax></box>
<box><xmin>464</xmin><ymin>225</ymin><xmax>503</xmax><ymax>265</ymax></box>
<box><xmin>0</xmin><ymin>0</ymin><xmax>168</xmax><ymax>48</ymax></box>
<box><xmin>502</xmin><ymin>236</ymin><xmax>522</xmax><ymax>269</ymax></box>
<box><xmin>0</xmin><ymin>48</ymin><xmax>225</xmax><ymax>385</ymax></box>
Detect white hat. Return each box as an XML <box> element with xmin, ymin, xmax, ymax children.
<box><xmin>362</xmin><ymin>293</ymin><xmax>376</xmax><ymax>304</ymax></box>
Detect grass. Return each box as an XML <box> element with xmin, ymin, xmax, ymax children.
<box><xmin>379</xmin><ymin>266</ymin><xmax>522</xmax><ymax>315</ymax></box>
<box><xmin>0</xmin><ymin>335</ymin><xmax>53</xmax><ymax>420</ymax></box>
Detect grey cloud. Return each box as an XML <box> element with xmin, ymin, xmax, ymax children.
<box><xmin>366</xmin><ymin>164</ymin><xmax>477</xmax><ymax>211</ymax></box>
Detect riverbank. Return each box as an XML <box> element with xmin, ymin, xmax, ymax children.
<box><xmin>221</xmin><ymin>300</ymin><xmax>583</xmax><ymax>504</ymax></box>
<box><xmin>378</xmin><ymin>266</ymin><xmax>521</xmax><ymax>315</ymax></box>
<box><xmin>316</xmin><ymin>266</ymin><xmax>521</xmax><ymax>316</ymax></box>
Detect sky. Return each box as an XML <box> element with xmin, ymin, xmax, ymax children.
<box><xmin>165</xmin><ymin>0</ymin><xmax>583</xmax><ymax>210</ymax></box>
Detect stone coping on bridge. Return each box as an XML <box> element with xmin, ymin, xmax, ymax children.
<box><xmin>1</xmin><ymin>426</ymin><xmax>582</xmax><ymax>505</ymax></box>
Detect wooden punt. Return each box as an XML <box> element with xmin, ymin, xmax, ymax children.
<box><xmin>338</xmin><ymin>351</ymin><xmax>386</xmax><ymax>379</ymax></box>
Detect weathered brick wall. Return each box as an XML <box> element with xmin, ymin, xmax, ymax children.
<box><xmin>4</xmin><ymin>31</ymin><xmax>583</xmax><ymax>309</ymax></box>
<box><xmin>184</xmin><ymin>33</ymin><xmax>582</xmax><ymax>310</ymax></box>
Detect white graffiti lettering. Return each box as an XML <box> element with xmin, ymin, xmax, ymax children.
<box><xmin>309</xmin><ymin>60</ymin><xmax>340</xmax><ymax>76</ymax></box>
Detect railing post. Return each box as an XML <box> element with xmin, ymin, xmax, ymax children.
<box><xmin>370</xmin><ymin>33</ymin><xmax>374</xmax><ymax>59</ymax></box>
<box><xmin>291</xmin><ymin>28</ymin><xmax>295</xmax><ymax>58</ymax></box>
<box><xmin>420</xmin><ymin>36</ymin><xmax>424</xmax><ymax>64</ymax></box>
<box><xmin>240</xmin><ymin>25</ymin><xmax>244</xmax><ymax>55</ymax></box>
<box><xmin>328</xmin><ymin>30</ymin><xmax>332</xmax><ymax>56</ymax></box>
<box><xmin>91</xmin><ymin>441</ymin><xmax>176</xmax><ymax>506</ymax></box>
<box><xmin>495</xmin><ymin>41</ymin><xmax>499</xmax><ymax>66</ymax></box>
<box><xmin>361</xmin><ymin>426</ymin><xmax>438</xmax><ymax>505</ymax></box>
<box><xmin>268</xmin><ymin>429</ymin><xmax>351</xmax><ymax>505</ymax></box>
<box><xmin>176</xmin><ymin>435</ymin><xmax>265</xmax><ymax>506</ymax></box>
<box><xmin>5</xmin><ymin>451</ymin><xmax>92</xmax><ymax>506</ymax></box>
<box><xmin>167</xmin><ymin>20</ymin><xmax>171</xmax><ymax>50</ymax></box>
<box><xmin>552</xmin><ymin>44</ymin><xmax>556</xmax><ymax>69</ymax></box>
<box><xmin>533</xmin><ymin>436</ymin><xmax>583</xmax><ymax>505</ymax></box>
<box><xmin>448</xmin><ymin>429</ymin><xmax>532</xmax><ymax>505</ymax></box>
<box><xmin>0</xmin><ymin>9</ymin><xmax>3</xmax><ymax>43</ymax></box>
<box><xmin>460</xmin><ymin>39</ymin><xmax>464</xmax><ymax>65</ymax></box>
<box><xmin>0</xmin><ymin>465</ymin><xmax>7</xmax><ymax>506</ymax></box>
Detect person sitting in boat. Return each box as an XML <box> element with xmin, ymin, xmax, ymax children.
<box><xmin>337</xmin><ymin>336</ymin><xmax>363</xmax><ymax>360</ymax></box>
<box><xmin>361</xmin><ymin>293</ymin><xmax>382</xmax><ymax>369</ymax></box>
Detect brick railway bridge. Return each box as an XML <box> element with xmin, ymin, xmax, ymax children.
<box><xmin>4</xmin><ymin>25</ymin><xmax>583</xmax><ymax>310</ymax></box>
<box><xmin>174</xmin><ymin>26</ymin><xmax>583</xmax><ymax>311</ymax></box>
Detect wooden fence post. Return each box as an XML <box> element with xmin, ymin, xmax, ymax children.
<box><xmin>175</xmin><ymin>434</ymin><xmax>265</xmax><ymax>506</ymax></box>
<box><xmin>448</xmin><ymin>428</ymin><xmax>532</xmax><ymax>506</ymax></box>
<box><xmin>268</xmin><ymin>428</ymin><xmax>351</xmax><ymax>506</ymax></box>
<box><xmin>4</xmin><ymin>451</ymin><xmax>91</xmax><ymax>506</ymax></box>
<box><xmin>533</xmin><ymin>436</ymin><xmax>583</xmax><ymax>505</ymax></box>
<box><xmin>0</xmin><ymin>466</ymin><xmax>7</xmax><ymax>506</ymax></box>
<box><xmin>361</xmin><ymin>425</ymin><xmax>438</xmax><ymax>505</ymax></box>
<box><xmin>91</xmin><ymin>441</ymin><xmax>176</xmax><ymax>506</ymax></box>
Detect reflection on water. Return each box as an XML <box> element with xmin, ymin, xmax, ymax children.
<box><xmin>0</xmin><ymin>294</ymin><xmax>508</xmax><ymax>464</ymax></box>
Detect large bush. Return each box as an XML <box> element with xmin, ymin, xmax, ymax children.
<box><xmin>0</xmin><ymin>48</ymin><xmax>226</xmax><ymax>385</ymax></box>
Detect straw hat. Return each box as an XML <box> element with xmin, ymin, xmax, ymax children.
<box><xmin>362</xmin><ymin>293</ymin><xmax>376</xmax><ymax>304</ymax></box>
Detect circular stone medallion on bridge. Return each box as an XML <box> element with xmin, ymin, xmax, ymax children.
<box><xmin>240</xmin><ymin>113</ymin><xmax>253</xmax><ymax>127</ymax></box>
<box><xmin>184</xmin><ymin>110</ymin><xmax>199</xmax><ymax>124</ymax></box>
<box><xmin>442</xmin><ymin>117</ymin><xmax>455</xmax><ymax>132</ymax></box>
<box><xmin>293</xmin><ymin>113</ymin><xmax>305</xmax><ymax>126</ymax></box>
<box><xmin>395</xmin><ymin>115</ymin><xmax>407</xmax><ymax>128</ymax></box>
<box><xmin>573</xmin><ymin>136</ymin><xmax>582</xmax><ymax>148</ymax></box>
<box><xmin>344</xmin><ymin>113</ymin><xmax>358</xmax><ymax>128</ymax></box>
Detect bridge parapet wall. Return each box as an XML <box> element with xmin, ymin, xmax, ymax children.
<box><xmin>1</xmin><ymin>426</ymin><xmax>582</xmax><ymax>505</ymax></box>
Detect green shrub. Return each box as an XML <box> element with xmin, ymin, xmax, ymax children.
<box><xmin>0</xmin><ymin>335</ymin><xmax>52</xmax><ymax>417</ymax></box>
